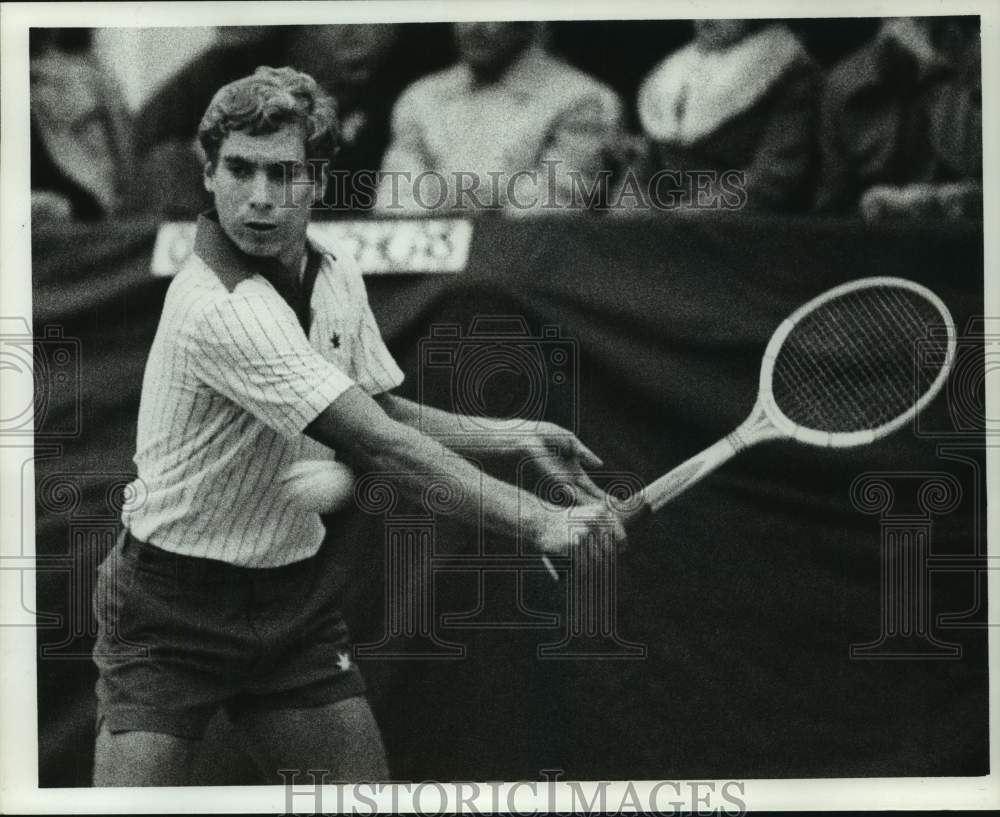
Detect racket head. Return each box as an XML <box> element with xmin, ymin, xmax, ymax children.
<box><xmin>758</xmin><ymin>277</ymin><xmax>956</xmax><ymax>448</ymax></box>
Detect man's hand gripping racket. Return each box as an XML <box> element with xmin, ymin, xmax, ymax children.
<box><xmin>604</xmin><ymin>277</ymin><xmax>956</xmax><ymax>532</ymax></box>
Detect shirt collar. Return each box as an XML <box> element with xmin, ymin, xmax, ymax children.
<box><xmin>193</xmin><ymin>210</ymin><xmax>322</xmax><ymax>293</ymax></box>
<box><xmin>459</xmin><ymin>42</ymin><xmax>548</xmax><ymax>95</ymax></box>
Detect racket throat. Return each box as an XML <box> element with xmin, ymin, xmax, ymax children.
<box><xmin>644</xmin><ymin>434</ymin><xmax>740</xmax><ymax>514</ymax></box>
<box><xmin>627</xmin><ymin>402</ymin><xmax>785</xmax><ymax>520</ymax></box>
<box><xmin>642</xmin><ymin>403</ymin><xmax>781</xmax><ymax>515</ymax></box>
<box><xmin>725</xmin><ymin>401</ymin><xmax>784</xmax><ymax>452</ymax></box>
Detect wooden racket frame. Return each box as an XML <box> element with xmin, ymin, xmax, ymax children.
<box><xmin>629</xmin><ymin>276</ymin><xmax>956</xmax><ymax>518</ymax></box>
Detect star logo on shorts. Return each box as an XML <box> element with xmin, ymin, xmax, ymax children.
<box><xmin>331</xmin><ymin>333</ymin><xmax>341</xmax><ymax>349</ymax></box>
<box><xmin>336</xmin><ymin>651</ymin><xmax>353</xmax><ymax>672</ymax></box>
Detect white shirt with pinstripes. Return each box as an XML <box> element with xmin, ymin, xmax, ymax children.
<box><xmin>122</xmin><ymin>214</ymin><xmax>404</xmax><ymax>567</ymax></box>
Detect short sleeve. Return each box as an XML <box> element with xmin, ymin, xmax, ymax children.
<box><xmin>341</xmin><ymin>256</ymin><xmax>406</xmax><ymax>395</ymax></box>
<box><xmin>188</xmin><ymin>291</ymin><xmax>356</xmax><ymax>438</ymax></box>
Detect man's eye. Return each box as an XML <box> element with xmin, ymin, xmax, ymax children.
<box><xmin>279</xmin><ymin>163</ymin><xmax>311</xmax><ymax>182</ymax></box>
<box><xmin>227</xmin><ymin>163</ymin><xmax>252</xmax><ymax>179</ymax></box>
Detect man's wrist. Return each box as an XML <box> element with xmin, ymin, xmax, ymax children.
<box><xmin>526</xmin><ymin>501</ymin><xmax>563</xmax><ymax>553</ymax></box>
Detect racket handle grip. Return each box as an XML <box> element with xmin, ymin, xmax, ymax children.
<box><xmin>648</xmin><ymin>435</ymin><xmax>740</xmax><ymax>512</ymax></box>
<box><xmin>618</xmin><ymin>500</ymin><xmax>653</xmax><ymax>530</ymax></box>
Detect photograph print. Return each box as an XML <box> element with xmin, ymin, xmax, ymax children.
<box><xmin>2</xmin><ymin>0</ymin><xmax>994</xmax><ymax>811</ymax></box>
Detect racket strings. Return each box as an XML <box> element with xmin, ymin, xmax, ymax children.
<box><xmin>771</xmin><ymin>286</ymin><xmax>948</xmax><ymax>433</ymax></box>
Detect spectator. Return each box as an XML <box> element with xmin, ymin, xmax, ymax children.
<box><xmin>130</xmin><ymin>27</ymin><xmax>287</xmax><ymax>218</ymax></box>
<box><xmin>927</xmin><ymin>17</ymin><xmax>982</xmax><ymax>182</ymax></box>
<box><xmin>132</xmin><ymin>25</ymin><xmax>416</xmax><ymax>219</ymax></box>
<box><xmin>133</xmin><ymin>26</ymin><xmax>285</xmax><ymax>158</ymax></box>
<box><xmin>375</xmin><ymin>22</ymin><xmax>624</xmax><ymax>216</ymax></box>
<box><xmin>282</xmin><ymin>24</ymin><xmax>401</xmax><ymax>215</ymax></box>
<box><xmin>30</xmin><ymin>28</ymin><xmax>134</xmax><ymax>221</ymax></box>
<box><xmin>630</xmin><ymin>19</ymin><xmax>819</xmax><ymax>213</ymax></box>
<box><xmin>815</xmin><ymin>17</ymin><xmax>982</xmax><ymax>218</ymax></box>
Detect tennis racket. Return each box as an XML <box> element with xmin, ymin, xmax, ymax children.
<box><xmin>615</xmin><ymin>275</ymin><xmax>956</xmax><ymax>525</ymax></box>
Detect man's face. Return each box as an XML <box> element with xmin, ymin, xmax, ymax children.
<box><xmin>453</xmin><ymin>22</ymin><xmax>534</xmax><ymax>77</ymax></box>
<box><xmin>204</xmin><ymin>124</ymin><xmax>322</xmax><ymax>270</ymax></box>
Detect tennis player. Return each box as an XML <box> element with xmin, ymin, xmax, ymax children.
<box><xmin>91</xmin><ymin>66</ymin><xmax>623</xmax><ymax>786</ymax></box>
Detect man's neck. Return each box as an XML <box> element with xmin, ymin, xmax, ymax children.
<box><xmin>469</xmin><ymin>64</ymin><xmax>506</xmax><ymax>86</ymax></box>
<box><xmin>276</xmin><ymin>239</ymin><xmax>309</xmax><ymax>284</ymax></box>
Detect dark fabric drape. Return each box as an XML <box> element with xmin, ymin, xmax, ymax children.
<box><xmin>31</xmin><ymin>215</ymin><xmax>986</xmax><ymax>785</ymax></box>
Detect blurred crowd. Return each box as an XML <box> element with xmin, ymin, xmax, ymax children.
<box><xmin>30</xmin><ymin>18</ymin><xmax>982</xmax><ymax>224</ymax></box>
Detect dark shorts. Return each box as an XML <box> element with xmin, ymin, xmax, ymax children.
<box><xmin>92</xmin><ymin>529</ymin><xmax>366</xmax><ymax>740</ymax></box>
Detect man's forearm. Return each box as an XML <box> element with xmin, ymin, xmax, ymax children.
<box><xmin>376</xmin><ymin>393</ymin><xmax>528</xmax><ymax>454</ymax></box>
<box><xmin>362</xmin><ymin>418</ymin><xmax>542</xmax><ymax>541</ymax></box>
<box><xmin>307</xmin><ymin>388</ymin><xmax>548</xmax><ymax>544</ymax></box>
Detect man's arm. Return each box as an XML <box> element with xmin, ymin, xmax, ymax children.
<box><xmin>741</xmin><ymin>64</ymin><xmax>820</xmax><ymax>211</ymax></box>
<box><xmin>306</xmin><ymin>386</ymin><xmax>622</xmax><ymax>553</ymax></box>
<box><xmin>375</xmin><ymin>392</ymin><xmax>607</xmax><ymax>501</ymax></box>
<box><xmin>374</xmin><ymin>84</ymin><xmax>434</xmax><ymax>213</ymax></box>
<box><xmin>507</xmin><ymin>87</ymin><xmax>624</xmax><ymax>216</ymax></box>
<box><xmin>812</xmin><ymin>74</ymin><xmax>853</xmax><ymax>214</ymax></box>
<box><xmin>374</xmin><ymin>392</ymin><xmax>587</xmax><ymax>452</ymax></box>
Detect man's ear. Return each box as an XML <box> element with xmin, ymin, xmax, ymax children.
<box><xmin>304</xmin><ymin>158</ymin><xmax>327</xmax><ymax>207</ymax></box>
<box><xmin>314</xmin><ymin>165</ymin><xmax>328</xmax><ymax>206</ymax></box>
<box><xmin>203</xmin><ymin>162</ymin><xmax>216</xmax><ymax>194</ymax></box>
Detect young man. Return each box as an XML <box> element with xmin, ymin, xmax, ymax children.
<box><xmin>92</xmin><ymin>66</ymin><xmax>624</xmax><ymax>786</ymax></box>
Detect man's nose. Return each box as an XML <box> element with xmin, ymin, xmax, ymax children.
<box><xmin>248</xmin><ymin>171</ymin><xmax>276</xmax><ymax>209</ymax></box>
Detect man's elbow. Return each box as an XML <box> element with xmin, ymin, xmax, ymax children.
<box><xmin>305</xmin><ymin>387</ymin><xmax>415</xmax><ymax>472</ymax></box>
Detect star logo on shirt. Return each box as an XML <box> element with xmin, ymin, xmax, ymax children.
<box><xmin>331</xmin><ymin>332</ymin><xmax>341</xmax><ymax>349</ymax></box>
<box><xmin>336</xmin><ymin>651</ymin><xmax>353</xmax><ymax>672</ymax></box>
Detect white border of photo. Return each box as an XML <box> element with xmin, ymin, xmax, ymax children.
<box><xmin>1</xmin><ymin>0</ymin><xmax>997</xmax><ymax>812</ymax></box>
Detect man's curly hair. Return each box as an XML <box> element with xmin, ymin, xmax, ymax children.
<box><xmin>198</xmin><ymin>66</ymin><xmax>340</xmax><ymax>167</ymax></box>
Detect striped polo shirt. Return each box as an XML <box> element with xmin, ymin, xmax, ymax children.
<box><xmin>122</xmin><ymin>213</ymin><xmax>404</xmax><ymax>567</ymax></box>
